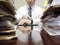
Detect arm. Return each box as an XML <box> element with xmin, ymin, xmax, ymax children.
<box><xmin>15</xmin><ymin>10</ymin><xmax>23</xmax><ymax>25</ymax></box>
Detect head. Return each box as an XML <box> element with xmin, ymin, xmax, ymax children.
<box><xmin>26</xmin><ymin>0</ymin><xmax>36</xmax><ymax>7</ymax></box>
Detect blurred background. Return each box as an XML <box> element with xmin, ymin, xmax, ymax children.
<box><xmin>14</xmin><ymin>0</ymin><xmax>45</xmax><ymax>10</ymax></box>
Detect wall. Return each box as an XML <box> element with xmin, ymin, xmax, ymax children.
<box><xmin>14</xmin><ymin>0</ymin><xmax>45</xmax><ymax>10</ymax></box>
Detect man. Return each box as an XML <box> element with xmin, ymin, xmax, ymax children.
<box><xmin>15</xmin><ymin>0</ymin><xmax>43</xmax><ymax>45</ymax></box>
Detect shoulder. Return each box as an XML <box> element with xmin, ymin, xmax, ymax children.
<box><xmin>34</xmin><ymin>5</ymin><xmax>42</xmax><ymax>12</ymax></box>
<box><xmin>35</xmin><ymin>5</ymin><xmax>42</xmax><ymax>10</ymax></box>
<box><xmin>19</xmin><ymin>6</ymin><xmax>26</xmax><ymax>10</ymax></box>
<box><xmin>17</xmin><ymin>5</ymin><xmax>26</xmax><ymax>12</ymax></box>
<box><xmin>34</xmin><ymin>5</ymin><xmax>43</xmax><ymax>13</ymax></box>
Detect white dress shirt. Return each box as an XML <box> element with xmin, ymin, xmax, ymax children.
<box><xmin>15</xmin><ymin>5</ymin><xmax>43</xmax><ymax>31</ymax></box>
<box><xmin>15</xmin><ymin>5</ymin><xmax>43</xmax><ymax>44</ymax></box>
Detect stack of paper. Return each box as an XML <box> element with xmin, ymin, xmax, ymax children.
<box><xmin>0</xmin><ymin>0</ymin><xmax>16</xmax><ymax>40</ymax></box>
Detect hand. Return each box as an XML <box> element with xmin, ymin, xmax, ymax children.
<box><xmin>18</xmin><ymin>19</ymin><xmax>31</xmax><ymax>35</ymax></box>
<box><xmin>22</xmin><ymin>15</ymin><xmax>31</xmax><ymax>20</ymax></box>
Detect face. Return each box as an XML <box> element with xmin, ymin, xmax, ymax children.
<box><xmin>26</xmin><ymin>0</ymin><xmax>35</xmax><ymax>7</ymax></box>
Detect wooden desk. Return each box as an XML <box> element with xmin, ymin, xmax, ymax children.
<box><xmin>0</xmin><ymin>36</ymin><xmax>42</xmax><ymax>45</ymax></box>
<box><xmin>0</xmin><ymin>38</ymin><xmax>17</xmax><ymax>45</ymax></box>
<box><xmin>0</xmin><ymin>38</ymin><xmax>38</xmax><ymax>45</ymax></box>
<box><xmin>41</xmin><ymin>30</ymin><xmax>60</xmax><ymax>45</ymax></box>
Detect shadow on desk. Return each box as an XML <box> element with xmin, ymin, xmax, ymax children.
<box><xmin>0</xmin><ymin>37</ymin><xmax>43</xmax><ymax>45</ymax></box>
<box><xmin>0</xmin><ymin>38</ymin><xmax>17</xmax><ymax>45</ymax></box>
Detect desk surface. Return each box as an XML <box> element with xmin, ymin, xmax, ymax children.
<box><xmin>0</xmin><ymin>39</ymin><xmax>35</xmax><ymax>45</ymax></box>
<box><xmin>0</xmin><ymin>38</ymin><xmax>17</xmax><ymax>45</ymax></box>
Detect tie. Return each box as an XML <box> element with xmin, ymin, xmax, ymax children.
<box><xmin>28</xmin><ymin>7</ymin><xmax>33</xmax><ymax>30</ymax></box>
<box><xmin>28</xmin><ymin>7</ymin><xmax>32</xmax><ymax>17</ymax></box>
<box><xmin>28</xmin><ymin>7</ymin><xmax>32</xmax><ymax>44</ymax></box>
